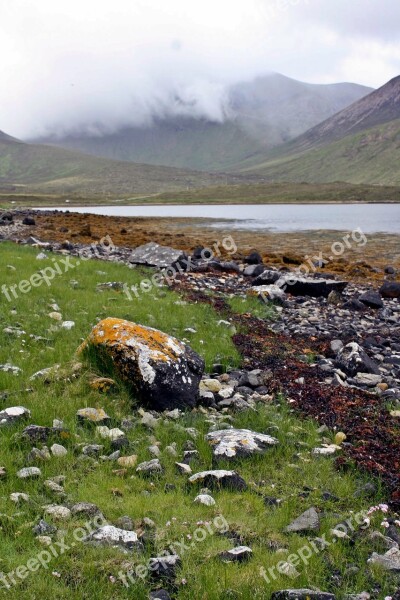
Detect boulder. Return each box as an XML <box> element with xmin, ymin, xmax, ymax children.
<box><xmin>128</xmin><ymin>242</ymin><xmax>187</xmax><ymax>268</ymax></box>
<box><xmin>367</xmin><ymin>547</ymin><xmax>400</xmax><ymax>572</ymax></box>
<box><xmin>276</xmin><ymin>276</ymin><xmax>348</xmax><ymax>298</ymax></box>
<box><xmin>206</xmin><ymin>428</ymin><xmax>278</xmax><ymax>459</ymax></box>
<box><xmin>244</xmin><ymin>252</ymin><xmax>263</xmax><ymax>265</ymax></box>
<box><xmin>335</xmin><ymin>342</ymin><xmax>380</xmax><ymax>377</ymax></box>
<box><xmin>189</xmin><ymin>469</ymin><xmax>247</xmax><ymax>491</ymax></box>
<box><xmin>252</xmin><ymin>270</ymin><xmax>281</xmax><ymax>286</ymax></box>
<box><xmin>380</xmin><ymin>281</ymin><xmax>400</xmax><ymax>299</ymax></box>
<box><xmin>79</xmin><ymin>318</ymin><xmax>204</xmax><ymax>411</ymax></box>
<box><xmin>359</xmin><ymin>290</ymin><xmax>384</xmax><ymax>309</ymax></box>
<box><xmin>285</xmin><ymin>507</ymin><xmax>320</xmax><ymax>533</ymax></box>
<box><xmin>0</xmin><ymin>406</ymin><xmax>30</xmax><ymax>427</ymax></box>
<box><xmin>84</xmin><ymin>525</ymin><xmax>141</xmax><ymax>551</ymax></box>
<box><xmin>219</xmin><ymin>546</ymin><xmax>252</xmax><ymax>562</ymax></box>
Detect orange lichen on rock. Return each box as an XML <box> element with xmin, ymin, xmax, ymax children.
<box><xmin>79</xmin><ymin>317</ymin><xmax>184</xmax><ymax>364</ymax></box>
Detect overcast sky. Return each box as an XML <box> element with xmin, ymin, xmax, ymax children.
<box><xmin>1</xmin><ymin>0</ymin><xmax>400</xmax><ymax>138</ymax></box>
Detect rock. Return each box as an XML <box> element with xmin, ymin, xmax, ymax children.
<box><xmin>330</xmin><ymin>340</ymin><xmax>343</xmax><ymax>354</ymax></box>
<box><xmin>82</xmin><ymin>444</ymin><xmax>104</xmax><ymax>456</ymax></box>
<box><xmin>32</xmin><ymin>519</ymin><xmax>57</xmax><ymax>536</ymax></box>
<box><xmin>0</xmin><ymin>467</ymin><xmax>6</xmax><ymax>479</ymax></box>
<box><xmin>201</xmin><ymin>379</ymin><xmax>222</xmax><ymax>393</ymax></box>
<box><xmin>205</xmin><ymin>428</ymin><xmax>278</xmax><ymax>459</ymax></box>
<box><xmin>71</xmin><ymin>502</ymin><xmax>102</xmax><ymax>517</ymax></box>
<box><xmin>219</xmin><ymin>546</ymin><xmax>252</xmax><ymax>562</ymax></box>
<box><xmin>194</xmin><ymin>493</ymin><xmax>216</xmax><ymax>506</ymax></box>
<box><xmin>327</xmin><ymin>290</ymin><xmax>343</xmax><ymax>306</ymax></box>
<box><xmin>76</xmin><ymin>407</ymin><xmax>111</xmax><ymax>425</ymax></box>
<box><xmin>89</xmin><ymin>377</ymin><xmax>116</xmax><ymax>392</ymax></box>
<box><xmin>136</xmin><ymin>459</ymin><xmax>163</xmax><ymax>475</ymax></box>
<box><xmin>117</xmin><ymin>455</ymin><xmax>138</xmax><ymax>468</ymax></box>
<box><xmin>335</xmin><ymin>342</ymin><xmax>380</xmax><ymax>376</ymax></box>
<box><xmin>79</xmin><ymin>318</ymin><xmax>204</xmax><ymax>411</ymax></box>
<box><xmin>368</xmin><ymin>547</ymin><xmax>400</xmax><ymax>571</ymax></box>
<box><xmin>22</xmin><ymin>425</ymin><xmax>61</xmax><ymax>443</ymax></box>
<box><xmin>252</xmin><ymin>270</ymin><xmax>281</xmax><ymax>286</ymax></box>
<box><xmin>148</xmin><ymin>554</ymin><xmax>181</xmax><ymax>578</ymax></box>
<box><xmin>149</xmin><ymin>445</ymin><xmax>161</xmax><ymax>457</ymax></box>
<box><xmin>285</xmin><ymin>507</ymin><xmax>320</xmax><ymax>533</ymax></box>
<box><xmin>17</xmin><ymin>467</ymin><xmax>41</xmax><ymax>479</ymax></box>
<box><xmin>85</xmin><ymin>525</ymin><xmax>141</xmax><ymax>551</ymax></box>
<box><xmin>353</xmin><ymin>373</ymin><xmax>382</xmax><ymax>387</ymax></box>
<box><xmin>244</xmin><ymin>252</ymin><xmax>263</xmax><ymax>265</ymax></box>
<box><xmin>128</xmin><ymin>242</ymin><xmax>187</xmax><ymax>268</ymax></box>
<box><xmin>49</xmin><ymin>311</ymin><xmax>62</xmax><ymax>321</ymax></box>
<box><xmin>50</xmin><ymin>444</ymin><xmax>68</xmax><ymax>457</ymax></box>
<box><xmin>44</xmin><ymin>479</ymin><xmax>66</xmax><ymax>496</ymax></box>
<box><xmin>380</xmin><ymin>281</ymin><xmax>400</xmax><ymax>299</ymax></box>
<box><xmin>271</xmin><ymin>591</ymin><xmax>335</xmax><ymax>600</ymax></box>
<box><xmin>342</xmin><ymin>298</ymin><xmax>366</xmax><ymax>311</ymax></box>
<box><xmin>10</xmin><ymin>492</ymin><xmax>30</xmax><ymax>503</ymax></box>
<box><xmin>61</xmin><ymin>320</ymin><xmax>75</xmax><ymax>330</ymax></box>
<box><xmin>175</xmin><ymin>462</ymin><xmax>192</xmax><ymax>475</ymax></box>
<box><xmin>149</xmin><ymin>590</ymin><xmax>171</xmax><ymax>600</ymax></box>
<box><xmin>359</xmin><ymin>290</ymin><xmax>384</xmax><ymax>309</ymax></box>
<box><xmin>243</xmin><ymin>264</ymin><xmax>265</xmax><ymax>277</ymax></box>
<box><xmin>0</xmin><ymin>406</ymin><xmax>31</xmax><ymax>427</ymax></box>
<box><xmin>189</xmin><ymin>470</ymin><xmax>247</xmax><ymax>491</ymax></box>
<box><xmin>249</xmin><ymin>285</ymin><xmax>287</xmax><ymax>303</ymax></box>
<box><xmin>22</xmin><ymin>216</ymin><xmax>36</xmax><ymax>225</ymax></box>
<box><xmin>28</xmin><ymin>447</ymin><xmax>51</xmax><ymax>462</ymax></box>
<box><xmin>44</xmin><ymin>505</ymin><xmax>71</xmax><ymax>520</ymax></box>
<box><xmin>277</xmin><ymin>276</ymin><xmax>348</xmax><ymax>298</ymax></box>
<box><xmin>0</xmin><ymin>363</ymin><xmax>22</xmax><ymax>375</ymax></box>
<box><xmin>312</xmin><ymin>445</ymin><xmax>341</xmax><ymax>456</ymax></box>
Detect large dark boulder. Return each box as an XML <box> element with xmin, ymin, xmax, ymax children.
<box><xmin>277</xmin><ymin>276</ymin><xmax>348</xmax><ymax>298</ymax></box>
<box><xmin>252</xmin><ymin>270</ymin><xmax>281</xmax><ymax>286</ymax></box>
<box><xmin>380</xmin><ymin>281</ymin><xmax>400</xmax><ymax>299</ymax></box>
<box><xmin>79</xmin><ymin>318</ymin><xmax>204</xmax><ymax>411</ymax></box>
<box><xmin>359</xmin><ymin>290</ymin><xmax>384</xmax><ymax>309</ymax></box>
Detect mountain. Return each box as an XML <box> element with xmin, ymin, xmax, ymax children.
<box><xmin>0</xmin><ymin>130</ymin><xmax>243</xmax><ymax>200</ymax></box>
<box><xmin>34</xmin><ymin>74</ymin><xmax>372</xmax><ymax>172</ymax></box>
<box><xmin>239</xmin><ymin>76</ymin><xmax>400</xmax><ymax>185</ymax></box>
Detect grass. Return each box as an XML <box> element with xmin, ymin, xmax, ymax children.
<box><xmin>0</xmin><ymin>242</ymin><xmax>398</xmax><ymax>599</ymax></box>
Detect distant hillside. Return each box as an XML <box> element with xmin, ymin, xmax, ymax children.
<box><xmin>240</xmin><ymin>76</ymin><xmax>400</xmax><ymax>185</ymax></box>
<box><xmin>0</xmin><ymin>130</ymin><xmax>243</xmax><ymax>200</ymax></box>
<box><xmin>286</xmin><ymin>75</ymin><xmax>400</xmax><ymax>153</ymax></box>
<box><xmin>240</xmin><ymin>119</ymin><xmax>400</xmax><ymax>185</ymax></box>
<box><xmin>34</xmin><ymin>73</ymin><xmax>371</xmax><ymax>172</ymax></box>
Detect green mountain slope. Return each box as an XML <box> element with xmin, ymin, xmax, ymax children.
<box><xmin>0</xmin><ymin>130</ymin><xmax>243</xmax><ymax>199</ymax></box>
<box><xmin>240</xmin><ymin>118</ymin><xmax>400</xmax><ymax>184</ymax></box>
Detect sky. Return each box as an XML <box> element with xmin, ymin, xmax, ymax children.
<box><xmin>0</xmin><ymin>0</ymin><xmax>400</xmax><ymax>138</ymax></box>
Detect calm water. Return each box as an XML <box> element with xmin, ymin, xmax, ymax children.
<box><xmin>35</xmin><ymin>204</ymin><xmax>400</xmax><ymax>234</ymax></box>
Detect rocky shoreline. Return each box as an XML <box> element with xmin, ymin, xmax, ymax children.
<box><xmin>1</xmin><ymin>209</ymin><xmax>399</xmax><ymax>508</ymax></box>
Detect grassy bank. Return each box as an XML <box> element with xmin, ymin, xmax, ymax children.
<box><xmin>0</xmin><ymin>243</ymin><xmax>397</xmax><ymax>599</ymax></box>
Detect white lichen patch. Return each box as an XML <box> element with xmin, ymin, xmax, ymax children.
<box><xmin>206</xmin><ymin>428</ymin><xmax>279</xmax><ymax>458</ymax></box>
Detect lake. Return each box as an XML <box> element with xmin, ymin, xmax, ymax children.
<box><xmin>35</xmin><ymin>203</ymin><xmax>400</xmax><ymax>234</ymax></box>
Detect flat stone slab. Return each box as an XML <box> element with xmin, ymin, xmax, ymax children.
<box><xmin>206</xmin><ymin>428</ymin><xmax>278</xmax><ymax>459</ymax></box>
<box><xmin>285</xmin><ymin>507</ymin><xmax>320</xmax><ymax>533</ymax></box>
<box><xmin>128</xmin><ymin>242</ymin><xmax>186</xmax><ymax>268</ymax></box>
<box><xmin>276</xmin><ymin>276</ymin><xmax>348</xmax><ymax>298</ymax></box>
<box><xmin>85</xmin><ymin>525</ymin><xmax>141</xmax><ymax>551</ymax></box>
<box><xmin>368</xmin><ymin>547</ymin><xmax>400</xmax><ymax>572</ymax></box>
<box><xmin>0</xmin><ymin>406</ymin><xmax>30</xmax><ymax>426</ymax></box>
<box><xmin>189</xmin><ymin>469</ymin><xmax>247</xmax><ymax>491</ymax></box>
<box><xmin>219</xmin><ymin>546</ymin><xmax>252</xmax><ymax>562</ymax></box>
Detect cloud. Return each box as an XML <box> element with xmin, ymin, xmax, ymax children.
<box><xmin>0</xmin><ymin>0</ymin><xmax>399</xmax><ymax>138</ymax></box>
